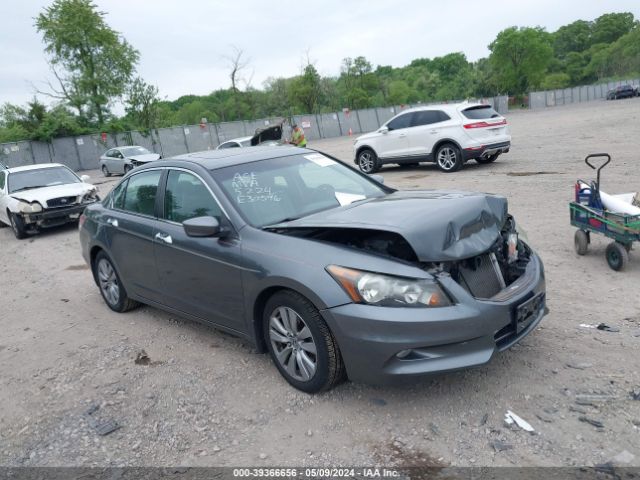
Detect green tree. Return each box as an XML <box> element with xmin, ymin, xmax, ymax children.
<box><xmin>289</xmin><ymin>64</ymin><xmax>322</xmax><ymax>113</ymax></box>
<box><xmin>591</xmin><ymin>12</ymin><xmax>636</xmax><ymax>45</ymax></box>
<box><xmin>553</xmin><ymin>20</ymin><xmax>592</xmax><ymax>57</ymax></box>
<box><xmin>541</xmin><ymin>72</ymin><xmax>571</xmax><ymax>89</ymax></box>
<box><xmin>35</xmin><ymin>0</ymin><xmax>139</xmax><ymax>125</ymax></box>
<box><xmin>125</xmin><ymin>78</ymin><xmax>163</xmax><ymax>131</ymax></box>
<box><xmin>489</xmin><ymin>26</ymin><xmax>553</xmax><ymax>94</ymax></box>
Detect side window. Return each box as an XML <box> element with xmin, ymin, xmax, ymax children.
<box><xmin>111</xmin><ymin>180</ymin><xmax>128</xmax><ymax>210</ymax></box>
<box><xmin>0</xmin><ymin>171</ymin><xmax>5</xmax><ymax>190</ymax></box>
<box><xmin>122</xmin><ymin>170</ymin><xmax>161</xmax><ymax>216</ymax></box>
<box><xmin>218</xmin><ymin>142</ymin><xmax>240</xmax><ymax>149</ymax></box>
<box><xmin>164</xmin><ymin>171</ymin><xmax>222</xmax><ymax>223</ymax></box>
<box><xmin>438</xmin><ymin>111</ymin><xmax>451</xmax><ymax>121</ymax></box>
<box><xmin>411</xmin><ymin>110</ymin><xmax>442</xmax><ymax>127</ymax></box>
<box><xmin>387</xmin><ymin>113</ymin><xmax>412</xmax><ymax>131</ymax></box>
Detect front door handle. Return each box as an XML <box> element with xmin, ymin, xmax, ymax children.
<box><xmin>155</xmin><ymin>232</ymin><xmax>173</xmax><ymax>245</ymax></box>
<box><xmin>429</xmin><ymin>129</ymin><xmax>439</xmax><ymax>134</ymax></box>
<box><xmin>106</xmin><ymin>218</ymin><xmax>119</xmax><ymax>228</ymax></box>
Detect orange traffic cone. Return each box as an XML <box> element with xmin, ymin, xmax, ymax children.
<box><xmin>348</xmin><ymin>128</ymin><xmax>352</xmax><ymax>136</ymax></box>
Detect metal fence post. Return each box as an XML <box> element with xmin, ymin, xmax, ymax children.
<box><xmin>374</xmin><ymin>108</ymin><xmax>381</xmax><ymax>128</ymax></box>
<box><xmin>335</xmin><ymin>112</ymin><xmax>343</xmax><ymax>136</ymax></box>
<box><xmin>354</xmin><ymin>109</ymin><xmax>363</xmax><ymax>134</ymax></box>
<box><xmin>29</xmin><ymin>141</ymin><xmax>36</xmax><ymax>165</ymax></box>
<box><xmin>182</xmin><ymin>126</ymin><xmax>190</xmax><ymax>153</ymax></box>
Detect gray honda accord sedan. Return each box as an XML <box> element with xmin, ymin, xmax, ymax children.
<box><xmin>79</xmin><ymin>146</ymin><xmax>546</xmax><ymax>392</ymax></box>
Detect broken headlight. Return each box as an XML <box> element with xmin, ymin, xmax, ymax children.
<box><xmin>82</xmin><ymin>188</ymin><xmax>99</xmax><ymax>203</ymax></box>
<box><xmin>16</xmin><ymin>201</ymin><xmax>43</xmax><ymax>214</ymax></box>
<box><xmin>326</xmin><ymin>265</ymin><xmax>451</xmax><ymax>308</ymax></box>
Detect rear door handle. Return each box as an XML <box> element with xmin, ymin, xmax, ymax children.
<box><xmin>429</xmin><ymin>129</ymin><xmax>439</xmax><ymax>134</ymax></box>
<box><xmin>106</xmin><ymin>218</ymin><xmax>118</xmax><ymax>228</ymax></box>
<box><xmin>155</xmin><ymin>232</ymin><xmax>173</xmax><ymax>245</ymax></box>
<box><xmin>399</xmin><ymin>133</ymin><xmax>407</xmax><ymax>138</ymax></box>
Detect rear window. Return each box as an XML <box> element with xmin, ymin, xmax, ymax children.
<box><xmin>461</xmin><ymin>105</ymin><xmax>501</xmax><ymax>120</ymax></box>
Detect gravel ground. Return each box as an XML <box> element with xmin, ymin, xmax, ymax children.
<box><xmin>1</xmin><ymin>98</ymin><xmax>639</xmax><ymax>468</ymax></box>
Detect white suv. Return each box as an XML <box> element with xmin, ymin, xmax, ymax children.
<box><xmin>353</xmin><ymin>103</ymin><xmax>510</xmax><ymax>173</ymax></box>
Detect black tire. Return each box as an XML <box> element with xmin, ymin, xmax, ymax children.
<box><xmin>574</xmin><ymin>230</ymin><xmax>589</xmax><ymax>255</ymax></box>
<box><xmin>605</xmin><ymin>242</ymin><xmax>628</xmax><ymax>272</ymax></box>
<box><xmin>435</xmin><ymin>143</ymin><xmax>463</xmax><ymax>172</ymax></box>
<box><xmin>124</xmin><ymin>164</ymin><xmax>133</xmax><ymax>174</ymax></box>
<box><xmin>9</xmin><ymin>212</ymin><xmax>28</xmax><ymax>239</ymax></box>
<box><xmin>357</xmin><ymin>149</ymin><xmax>380</xmax><ymax>174</ymax></box>
<box><xmin>101</xmin><ymin>165</ymin><xmax>111</xmax><ymax>177</ymax></box>
<box><xmin>93</xmin><ymin>251</ymin><xmax>139</xmax><ymax>312</ymax></box>
<box><xmin>263</xmin><ymin>290</ymin><xmax>345</xmax><ymax>393</ymax></box>
<box><xmin>475</xmin><ymin>153</ymin><xmax>500</xmax><ymax>164</ymax></box>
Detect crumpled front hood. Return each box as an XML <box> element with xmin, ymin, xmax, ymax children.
<box><xmin>275</xmin><ymin>191</ymin><xmax>508</xmax><ymax>262</ymax></box>
<box><xmin>127</xmin><ymin>153</ymin><xmax>161</xmax><ymax>163</ymax></box>
<box><xmin>10</xmin><ymin>183</ymin><xmax>95</xmax><ymax>205</ymax></box>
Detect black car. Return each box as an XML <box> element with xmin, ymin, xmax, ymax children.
<box><xmin>79</xmin><ymin>147</ymin><xmax>546</xmax><ymax>392</ymax></box>
<box><xmin>606</xmin><ymin>84</ymin><xmax>638</xmax><ymax>100</ymax></box>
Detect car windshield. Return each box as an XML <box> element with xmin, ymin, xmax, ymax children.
<box><xmin>8</xmin><ymin>167</ymin><xmax>79</xmax><ymax>193</ymax></box>
<box><xmin>120</xmin><ymin>146</ymin><xmax>150</xmax><ymax>156</ymax></box>
<box><xmin>212</xmin><ymin>153</ymin><xmax>388</xmax><ymax>227</ymax></box>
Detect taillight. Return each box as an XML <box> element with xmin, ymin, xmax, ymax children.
<box><xmin>464</xmin><ymin>119</ymin><xmax>507</xmax><ymax>129</ymax></box>
<box><xmin>79</xmin><ymin>213</ymin><xmax>87</xmax><ymax>229</ymax></box>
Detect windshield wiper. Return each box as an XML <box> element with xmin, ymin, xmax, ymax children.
<box><xmin>262</xmin><ymin>216</ymin><xmax>301</xmax><ymax>229</ymax></box>
<box><xmin>11</xmin><ymin>185</ymin><xmax>48</xmax><ymax>192</ymax></box>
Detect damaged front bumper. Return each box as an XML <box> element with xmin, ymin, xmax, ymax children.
<box><xmin>321</xmin><ymin>252</ymin><xmax>546</xmax><ymax>385</ymax></box>
<box><xmin>21</xmin><ymin>203</ymin><xmax>94</xmax><ymax>229</ymax></box>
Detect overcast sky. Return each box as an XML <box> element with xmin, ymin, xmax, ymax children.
<box><xmin>1</xmin><ymin>0</ymin><xmax>639</xmax><ymax>108</ymax></box>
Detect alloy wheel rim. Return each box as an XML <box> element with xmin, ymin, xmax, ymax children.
<box><xmin>97</xmin><ymin>259</ymin><xmax>120</xmax><ymax>306</ymax></box>
<box><xmin>438</xmin><ymin>147</ymin><xmax>457</xmax><ymax>170</ymax></box>
<box><xmin>359</xmin><ymin>152</ymin><xmax>373</xmax><ymax>172</ymax></box>
<box><xmin>269</xmin><ymin>306</ymin><xmax>317</xmax><ymax>381</ymax></box>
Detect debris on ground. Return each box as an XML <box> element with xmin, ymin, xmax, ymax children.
<box><xmin>566</xmin><ymin>362</ymin><xmax>593</xmax><ymax>370</ymax></box>
<box><xmin>92</xmin><ymin>419</ymin><xmax>121</xmax><ymax>436</ymax></box>
<box><xmin>579</xmin><ymin>324</ymin><xmax>598</xmax><ymax>329</ymax></box>
<box><xmin>575</xmin><ymin>393</ymin><xmax>617</xmax><ymax>405</ymax></box>
<box><xmin>504</xmin><ymin>411</ymin><xmax>535</xmax><ymax>432</ymax></box>
<box><xmin>134</xmin><ymin>349</ymin><xmax>151</xmax><ymax>366</ymax></box>
<box><xmin>370</xmin><ymin>398</ymin><xmax>387</xmax><ymax>406</ymax></box>
<box><xmin>578</xmin><ymin>416</ymin><xmax>604</xmax><ymax>429</ymax></box>
<box><xmin>506</xmin><ymin>171</ymin><xmax>560</xmax><ymax>176</ymax></box>
<box><xmin>611</xmin><ymin>450</ymin><xmax>635</xmax><ymax>465</ymax></box>
<box><xmin>489</xmin><ymin>440</ymin><xmax>513</xmax><ymax>452</ymax></box>
<box><xmin>479</xmin><ymin>413</ymin><xmax>489</xmax><ymax>426</ymax></box>
<box><xmin>630</xmin><ymin>389</ymin><xmax>640</xmax><ymax>401</ymax></box>
<box><xmin>596</xmin><ymin>323</ymin><xmax>620</xmax><ymax>333</ymax></box>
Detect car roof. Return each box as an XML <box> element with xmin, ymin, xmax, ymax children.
<box><xmin>400</xmin><ymin>102</ymin><xmax>493</xmax><ymax>114</ymax></box>
<box><xmin>170</xmin><ymin>145</ymin><xmax>313</xmax><ymax>170</ymax></box>
<box><xmin>5</xmin><ymin>163</ymin><xmax>68</xmax><ymax>174</ymax></box>
<box><xmin>220</xmin><ymin>136</ymin><xmax>252</xmax><ymax>144</ymax></box>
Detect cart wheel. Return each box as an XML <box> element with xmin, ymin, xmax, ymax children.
<box><xmin>574</xmin><ymin>230</ymin><xmax>589</xmax><ymax>255</ymax></box>
<box><xmin>605</xmin><ymin>242</ymin><xmax>628</xmax><ymax>271</ymax></box>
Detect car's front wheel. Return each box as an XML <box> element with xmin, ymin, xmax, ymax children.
<box><xmin>263</xmin><ymin>290</ymin><xmax>345</xmax><ymax>393</ymax></box>
<box><xmin>475</xmin><ymin>153</ymin><xmax>500</xmax><ymax>164</ymax></box>
<box><xmin>94</xmin><ymin>251</ymin><xmax>139</xmax><ymax>312</ymax></box>
<box><xmin>124</xmin><ymin>164</ymin><xmax>133</xmax><ymax>174</ymax></box>
<box><xmin>435</xmin><ymin>143</ymin><xmax>463</xmax><ymax>172</ymax></box>
<box><xmin>357</xmin><ymin>149</ymin><xmax>380</xmax><ymax>174</ymax></box>
<box><xmin>9</xmin><ymin>212</ymin><xmax>28</xmax><ymax>239</ymax></box>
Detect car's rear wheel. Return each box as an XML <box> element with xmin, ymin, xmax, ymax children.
<box><xmin>435</xmin><ymin>143</ymin><xmax>463</xmax><ymax>172</ymax></box>
<box><xmin>101</xmin><ymin>165</ymin><xmax>111</xmax><ymax>177</ymax></box>
<box><xmin>94</xmin><ymin>251</ymin><xmax>139</xmax><ymax>312</ymax></box>
<box><xmin>263</xmin><ymin>290</ymin><xmax>345</xmax><ymax>393</ymax></box>
<box><xmin>357</xmin><ymin>149</ymin><xmax>380</xmax><ymax>174</ymax></box>
<box><xmin>475</xmin><ymin>153</ymin><xmax>500</xmax><ymax>164</ymax></box>
<box><xmin>9</xmin><ymin>213</ymin><xmax>28</xmax><ymax>239</ymax></box>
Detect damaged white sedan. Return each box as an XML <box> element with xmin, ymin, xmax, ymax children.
<box><xmin>0</xmin><ymin>163</ymin><xmax>99</xmax><ymax>239</ymax></box>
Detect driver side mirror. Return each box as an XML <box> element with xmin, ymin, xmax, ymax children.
<box><xmin>80</xmin><ymin>174</ymin><xmax>90</xmax><ymax>183</ymax></box>
<box><xmin>378</xmin><ymin>126</ymin><xmax>389</xmax><ymax>134</ymax></box>
<box><xmin>183</xmin><ymin>216</ymin><xmax>222</xmax><ymax>238</ymax></box>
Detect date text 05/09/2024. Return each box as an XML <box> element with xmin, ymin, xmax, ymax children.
<box><xmin>233</xmin><ymin>468</ymin><xmax>401</xmax><ymax>478</ymax></box>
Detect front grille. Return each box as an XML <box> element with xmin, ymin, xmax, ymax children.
<box><xmin>457</xmin><ymin>253</ymin><xmax>506</xmax><ymax>299</ymax></box>
<box><xmin>47</xmin><ymin>196</ymin><xmax>78</xmax><ymax>208</ymax></box>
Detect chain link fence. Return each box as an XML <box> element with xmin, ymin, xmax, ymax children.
<box><xmin>0</xmin><ymin>96</ymin><xmax>508</xmax><ymax>171</ymax></box>
<box><xmin>529</xmin><ymin>78</ymin><xmax>639</xmax><ymax>109</ymax></box>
